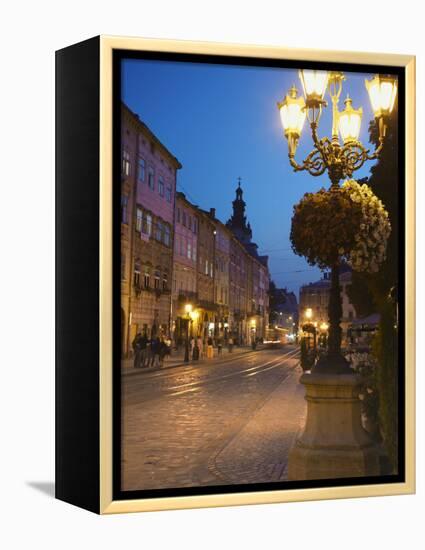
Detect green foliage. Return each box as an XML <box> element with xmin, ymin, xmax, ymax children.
<box><xmin>347</xmin><ymin>112</ymin><xmax>399</xmax><ymax>470</ymax></box>
<box><xmin>372</xmin><ymin>300</ymin><xmax>398</xmax><ymax>472</ymax></box>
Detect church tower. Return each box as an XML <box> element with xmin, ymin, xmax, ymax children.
<box><xmin>226</xmin><ymin>178</ymin><xmax>253</xmax><ymax>244</ymax></box>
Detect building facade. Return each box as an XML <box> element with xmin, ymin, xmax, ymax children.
<box><xmin>211</xmin><ymin>213</ymin><xmax>231</xmax><ymax>341</ymax></box>
<box><xmin>121</xmin><ymin>103</ymin><xmax>270</xmax><ymax>357</ymax></box>
<box><xmin>121</xmin><ymin>104</ymin><xmax>181</xmax><ymax>356</ymax></box>
<box><xmin>196</xmin><ymin>209</ymin><xmax>216</xmax><ymax>340</ymax></box>
<box><xmin>172</xmin><ymin>192</ymin><xmax>199</xmax><ymax>344</ymax></box>
<box><xmin>299</xmin><ymin>266</ymin><xmax>357</xmax><ymax>344</ymax></box>
<box><xmin>226</xmin><ymin>180</ymin><xmax>269</xmax><ymax>344</ymax></box>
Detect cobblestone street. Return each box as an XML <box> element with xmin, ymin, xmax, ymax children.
<box><xmin>121</xmin><ymin>345</ymin><xmax>306</xmax><ymax>491</ymax></box>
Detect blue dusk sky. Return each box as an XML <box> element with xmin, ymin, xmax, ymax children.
<box><xmin>122</xmin><ymin>58</ymin><xmax>380</xmax><ymax>298</ymax></box>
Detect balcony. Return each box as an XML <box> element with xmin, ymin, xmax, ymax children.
<box><xmin>178</xmin><ymin>291</ymin><xmax>198</xmax><ymax>303</ymax></box>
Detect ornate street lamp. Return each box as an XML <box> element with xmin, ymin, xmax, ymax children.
<box><xmin>278</xmin><ymin>70</ymin><xmax>397</xmax><ymax>373</ymax></box>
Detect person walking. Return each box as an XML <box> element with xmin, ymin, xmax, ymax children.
<box><xmin>132</xmin><ymin>332</ymin><xmax>142</xmax><ymax>369</ymax></box>
<box><xmin>228</xmin><ymin>336</ymin><xmax>233</xmax><ymax>353</ymax></box>
<box><xmin>217</xmin><ymin>338</ymin><xmax>222</xmax><ymax>356</ymax></box>
<box><xmin>158</xmin><ymin>338</ymin><xmax>169</xmax><ymax>367</ymax></box>
<box><xmin>151</xmin><ymin>337</ymin><xmax>160</xmax><ymax>367</ymax></box>
<box><xmin>145</xmin><ymin>337</ymin><xmax>153</xmax><ymax>367</ymax></box>
<box><xmin>139</xmin><ymin>333</ymin><xmax>148</xmax><ymax>367</ymax></box>
<box><xmin>197</xmin><ymin>336</ymin><xmax>204</xmax><ymax>360</ymax></box>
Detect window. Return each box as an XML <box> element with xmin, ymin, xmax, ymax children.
<box><xmin>187</xmin><ymin>242</ymin><xmax>192</xmax><ymax>260</ymax></box>
<box><xmin>192</xmin><ymin>246</ymin><xmax>197</xmax><ymax>262</ymax></box>
<box><xmin>158</xmin><ymin>176</ymin><xmax>165</xmax><ymax>197</ymax></box>
<box><xmin>182</xmin><ymin>212</ymin><xmax>187</xmax><ymax>227</ymax></box>
<box><xmin>134</xmin><ymin>259</ymin><xmax>141</xmax><ymax>287</ymax></box>
<box><xmin>122</xmin><ymin>149</ymin><xmax>131</xmax><ymax>176</ymax></box>
<box><xmin>188</xmin><ymin>216</ymin><xmax>192</xmax><ymax>231</ymax></box>
<box><xmin>193</xmin><ymin>218</ymin><xmax>197</xmax><ymax>234</ymax></box>
<box><xmin>121</xmin><ymin>195</ymin><xmax>128</xmax><ymax>224</ymax></box>
<box><xmin>156</xmin><ymin>220</ymin><xmax>163</xmax><ymax>242</ymax></box>
<box><xmin>166</xmin><ymin>185</ymin><xmax>172</xmax><ymax>203</ymax></box>
<box><xmin>210</xmin><ymin>262</ymin><xmax>214</xmax><ymax>278</ymax></box>
<box><xmin>148</xmin><ymin>167</ymin><xmax>155</xmax><ymax>190</ymax></box>
<box><xmin>205</xmin><ymin>259</ymin><xmax>208</xmax><ymax>275</ymax></box>
<box><xmin>136</xmin><ymin>207</ymin><xmax>143</xmax><ymax>232</ymax></box>
<box><xmin>162</xmin><ymin>271</ymin><xmax>168</xmax><ymax>290</ymax></box>
<box><xmin>143</xmin><ymin>266</ymin><xmax>150</xmax><ymax>289</ymax></box>
<box><xmin>154</xmin><ymin>269</ymin><xmax>160</xmax><ymax>289</ymax></box>
<box><xmin>146</xmin><ymin>214</ymin><xmax>152</xmax><ymax>236</ymax></box>
<box><xmin>176</xmin><ymin>208</ymin><xmax>180</xmax><ymax>223</ymax></box>
<box><xmin>164</xmin><ymin>225</ymin><xmax>171</xmax><ymax>247</ymax></box>
<box><xmin>138</xmin><ymin>158</ymin><xmax>146</xmax><ymax>182</ymax></box>
<box><xmin>180</xmin><ymin>237</ymin><xmax>185</xmax><ymax>256</ymax></box>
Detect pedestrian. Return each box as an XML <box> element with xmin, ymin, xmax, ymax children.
<box><xmin>158</xmin><ymin>338</ymin><xmax>168</xmax><ymax>367</ymax></box>
<box><xmin>166</xmin><ymin>336</ymin><xmax>172</xmax><ymax>356</ymax></box>
<box><xmin>139</xmin><ymin>333</ymin><xmax>148</xmax><ymax>367</ymax></box>
<box><xmin>228</xmin><ymin>336</ymin><xmax>233</xmax><ymax>353</ymax></box>
<box><xmin>132</xmin><ymin>332</ymin><xmax>142</xmax><ymax>368</ymax></box>
<box><xmin>145</xmin><ymin>338</ymin><xmax>153</xmax><ymax>367</ymax></box>
<box><xmin>151</xmin><ymin>337</ymin><xmax>160</xmax><ymax>367</ymax></box>
<box><xmin>197</xmin><ymin>336</ymin><xmax>204</xmax><ymax>359</ymax></box>
<box><xmin>217</xmin><ymin>338</ymin><xmax>222</xmax><ymax>356</ymax></box>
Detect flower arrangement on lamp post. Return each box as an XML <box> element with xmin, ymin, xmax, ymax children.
<box><xmin>278</xmin><ymin>70</ymin><xmax>397</xmax><ymax>373</ymax></box>
<box><xmin>290</xmin><ymin>180</ymin><xmax>391</xmax><ymax>371</ymax></box>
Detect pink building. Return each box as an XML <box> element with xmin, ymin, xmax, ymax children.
<box><xmin>121</xmin><ymin>103</ymin><xmax>181</xmax><ymax>355</ymax></box>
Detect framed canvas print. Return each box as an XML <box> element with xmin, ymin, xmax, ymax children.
<box><xmin>55</xmin><ymin>36</ymin><xmax>415</xmax><ymax>514</ymax></box>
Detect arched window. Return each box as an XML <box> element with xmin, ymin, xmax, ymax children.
<box><xmin>156</xmin><ymin>220</ymin><xmax>163</xmax><ymax>242</ymax></box>
<box><xmin>162</xmin><ymin>270</ymin><xmax>168</xmax><ymax>290</ymax></box>
<box><xmin>154</xmin><ymin>268</ymin><xmax>161</xmax><ymax>289</ymax></box>
<box><xmin>158</xmin><ymin>176</ymin><xmax>165</xmax><ymax>197</ymax></box>
<box><xmin>136</xmin><ymin>207</ymin><xmax>143</xmax><ymax>232</ymax></box>
<box><xmin>164</xmin><ymin>224</ymin><xmax>171</xmax><ymax>247</ymax></box>
<box><xmin>133</xmin><ymin>259</ymin><xmax>141</xmax><ymax>287</ymax></box>
<box><xmin>143</xmin><ymin>265</ymin><xmax>151</xmax><ymax>288</ymax></box>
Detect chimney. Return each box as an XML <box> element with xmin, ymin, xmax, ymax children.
<box><xmin>210</xmin><ymin>207</ymin><xmax>216</xmax><ymax>218</ymax></box>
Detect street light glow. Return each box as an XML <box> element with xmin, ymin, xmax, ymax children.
<box><xmin>299</xmin><ymin>69</ymin><xmax>329</xmax><ymax>106</ymax></box>
<box><xmin>338</xmin><ymin>96</ymin><xmax>362</xmax><ymax>143</ymax></box>
<box><xmin>365</xmin><ymin>74</ymin><xmax>398</xmax><ymax>118</ymax></box>
<box><xmin>305</xmin><ymin>308</ymin><xmax>313</xmax><ymax>320</ymax></box>
<box><xmin>278</xmin><ymin>86</ymin><xmax>306</xmax><ymax>142</ymax></box>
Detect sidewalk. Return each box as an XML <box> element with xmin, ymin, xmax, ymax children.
<box><xmin>210</xmin><ymin>363</ymin><xmax>306</xmax><ymax>484</ymax></box>
<box><xmin>121</xmin><ymin>345</ymin><xmax>257</xmax><ymax>376</ymax></box>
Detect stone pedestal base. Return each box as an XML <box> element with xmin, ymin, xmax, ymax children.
<box><xmin>288</xmin><ymin>371</ymin><xmax>380</xmax><ymax>481</ymax></box>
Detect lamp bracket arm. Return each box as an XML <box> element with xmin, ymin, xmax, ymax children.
<box><xmin>288</xmin><ymin>153</ymin><xmax>308</xmax><ymax>172</ymax></box>
<box><xmin>366</xmin><ymin>139</ymin><xmax>384</xmax><ymax>161</ymax></box>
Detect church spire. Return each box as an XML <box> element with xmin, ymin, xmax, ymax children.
<box><xmin>226</xmin><ymin>177</ymin><xmax>252</xmax><ymax>244</ymax></box>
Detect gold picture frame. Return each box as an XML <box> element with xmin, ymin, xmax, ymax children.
<box><xmin>56</xmin><ymin>35</ymin><xmax>415</xmax><ymax>514</ymax></box>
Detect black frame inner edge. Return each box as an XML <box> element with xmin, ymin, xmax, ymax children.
<box><xmin>112</xmin><ymin>49</ymin><xmax>406</xmax><ymax>502</ymax></box>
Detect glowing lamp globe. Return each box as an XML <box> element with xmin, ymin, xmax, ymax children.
<box><xmin>338</xmin><ymin>96</ymin><xmax>363</xmax><ymax>144</ymax></box>
<box><xmin>278</xmin><ymin>86</ymin><xmax>306</xmax><ymax>140</ymax></box>
<box><xmin>365</xmin><ymin>74</ymin><xmax>398</xmax><ymax>118</ymax></box>
<box><xmin>299</xmin><ymin>69</ymin><xmax>329</xmax><ymax>106</ymax></box>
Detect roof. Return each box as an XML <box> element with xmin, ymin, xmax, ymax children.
<box><xmin>122</xmin><ymin>102</ymin><xmax>182</xmax><ymax>169</ymax></box>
